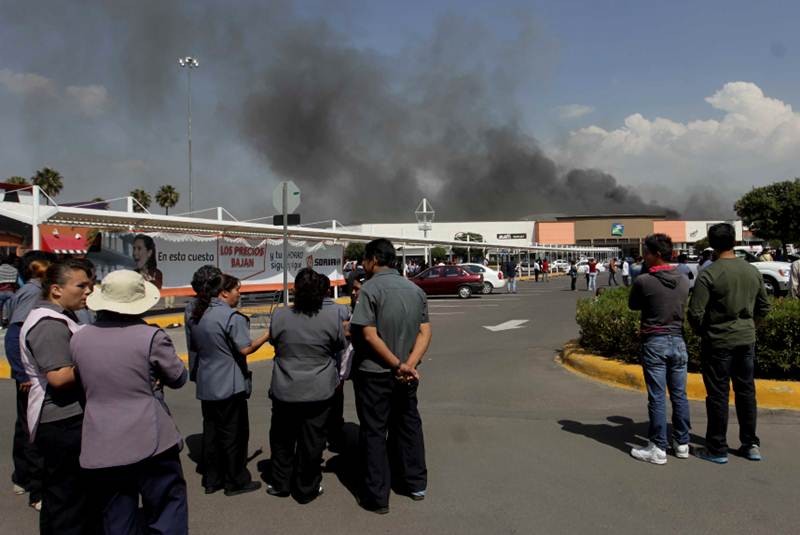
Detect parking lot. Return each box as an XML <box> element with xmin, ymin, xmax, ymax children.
<box><xmin>1</xmin><ymin>276</ymin><xmax>798</xmax><ymax>534</ymax></box>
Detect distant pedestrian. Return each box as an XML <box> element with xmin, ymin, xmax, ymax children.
<box><xmin>351</xmin><ymin>239</ymin><xmax>431</xmax><ymax>514</ymax></box>
<box><xmin>587</xmin><ymin>258</ymin><xmax>598</xmax><ymax>293</ymax></box>
<box><xmin>267</xmin><ymin>268</ymin><xmax>346</xmax><ymax>503</ymax></box>
<box><xmin>190</xmin><ymin>273</ymin><xmax>268</xmax><ymax>496</ymax></box>
<box><xmin>688</xmin><ymin>223</ymin><xmax>770</xmax><ymax>464</ymax></box>
<box><xmin>533</xmin><ymin>259</ymin><xmax>541</xmax><ymax>282</ymax></box>
<box><xmin>621</xmin><ymin>258</ymin><xmax>631</xmax><ymax>286</ymax></box>
<box><xmin>675</xmin><ymin>254</ymin><xmax>695</xmax><ymax>288</ymax></box>
<box><xmin>0</xmin><ymin>255</ymin><xmax>19</xmax><ymax>326</ymax></box>
<box><xmin>20</xmin><ymin>259</ymin><xmax>93</xmax><ymax>534</ymax></box>
<box><xmin>758</xmin><ymin>248</ymin><xmax>773</xmax><ymax>262</ymax></box>
<box><xmin>698</xmin><ymin>249</ymin><xmax>714</xmax><ymax>272</ymax></box>
<box><xmin>790</xmin><ymin>257</ymin><xmax>800</xmax><ymax>299</ymax></box>
<box><xmin>608</xmin><ymin>257</ymin><xmax>619</xmax><ymax>286</ymax></box>
<box><xmin>70</xmin><ymin>269</ymin><xmax>189</xmax><ymax>534</ymax></box>
<box><xmin>542</xmin><ymin>258</ymin><xmax>550</xmax><ymax>282</ymax></box>
<box><xmin>568</xmin><ymin>260</ymin><xmax>578</xmax><ymax>291</ymax></box>
<box><xmin>628</xmin><ymin>234</ymin><xmax>691</xmax><ymax>465</ymax></box>
<box><xmin>504</xmin><ymin>259</ymin><xmax>518</xmax><ymax>293</ymax></box>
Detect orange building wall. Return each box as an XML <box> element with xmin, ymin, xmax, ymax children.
<box><xmin>535</xmin><ymin>222</ymin><xmax>575</xmax><ymax>244</ymax></box>
<box><xmin>652</xmin><ymin>221</ymin><xmax>686</xmax><ymax>243</ymax></box>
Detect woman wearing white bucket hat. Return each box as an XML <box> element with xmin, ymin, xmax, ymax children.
<box><xmin>70</xmin><ymin>269</ymin><xmax>189</xmax><ymax>534</ymax></box>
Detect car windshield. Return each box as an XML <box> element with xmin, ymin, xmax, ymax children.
<box><xmin>735</xmin><ymin>250</ymin><xmax>760</xmax><ymax>263</ymax></box>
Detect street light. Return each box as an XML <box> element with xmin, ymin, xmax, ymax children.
<box><xmin>415</xmin><ymin>198</ymin><xmax>435</xmax><ymax>266</ymax></box>
<box><xmin>178</xmin><ymin>56</ymin><xmax>199</xmax><ymax>212</ymax></box>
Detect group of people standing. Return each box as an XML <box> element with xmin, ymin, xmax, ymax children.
<box><xmin>628</xmin><ymin>223</ymin><xmax>770</xmax><ymax>465</ymax></box>
<box><xmin>3</xmin><ymin>237</ymin><xmax>431</xmax><ymax>534</ymax></box>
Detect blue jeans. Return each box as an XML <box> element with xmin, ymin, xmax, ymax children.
<box><xmin>641</xmin><ymin>335</ymin><xmax>691</xmax><ymax>450</ymax></box>
<box><xmin>587</xmin><ymin>273</ymin><xmax>597</xmax><ymax>292</ymax></box>
<box><xmin>506</xmin><ymin>277</ymin><xmax>517</xmax><ymax>293</ymax></box>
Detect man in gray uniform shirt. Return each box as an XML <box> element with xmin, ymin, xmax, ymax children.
<box><xmin>350</xmin><ymin>239</ymin><xmax>432</xmax><ymax>514</ymax></box>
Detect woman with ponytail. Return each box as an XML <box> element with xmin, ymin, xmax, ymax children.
<box><xmin>189</xmin><ymin>273</ymin><xmax>268</xmax><ymax>497</ymax></box>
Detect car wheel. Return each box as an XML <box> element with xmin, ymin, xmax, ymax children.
<box><xmin>482</xmin><ymin>282</ymin><xmax>493</xmax><ymax>294</ymax></box>
<box><xmin>458</xmin><ymin>285</ymin><xmax>472</xmax><ymax>299</ymax></box>
<box><xmin>762</xmin><ymin>276</ymin><xmax>777</xmax><ymax>296</ymax></box>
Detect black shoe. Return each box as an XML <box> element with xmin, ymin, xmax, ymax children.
<box><xmin>266</xmin><ymin>484</ymin><xmax>290</xmax><ymax>498</ymax></box>
<box><xmin>224</xmin><ymin>481</ymin><xmax>262</xmax><ymax>496</ymax></box>
<box><xmin>204</xmin><ymin>485</ymin><xmax>224</xmax><ymax>495</ymax></box>
<box><xmin>359</xmin><ymin>499</ymin><xmax>389</xmax><ymax>515</ymax></box>
<box><xmin>296</xmin><ymin>485</ymin><xmax>324</xmax><ymax>505</ymax></box>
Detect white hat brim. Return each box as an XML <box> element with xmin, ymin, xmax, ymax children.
<box><xmin>87</xmin><ymin>280</ymin><xmax>162</xmax><ymax>315</ymax></box>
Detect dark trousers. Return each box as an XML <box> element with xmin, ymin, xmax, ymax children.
<box><xmin>354</xmin><ymin>371</ymin><xmax>427</xmax><ymax>508</ymax></box>
<box><xmin>89</xmin><ymin>446</ymin><xmax>188</xmax><ymax>535</ymax></box>
<box><xmin>13</xmin><ymin>382</ymin><xmax>43</xmax><ymax>503</ymax></box>
<box><xmin>570</xmin><ymin>276</ymin><xmax>577</xmax><ymax>291</ymax></box>
<box><xmin>327</xmin><ymin>384</ymin><xmax>345</xmax><ymax>448</ymax></box>
<box><xmin>36</xmin><ymin>415</ymin><xmax>91</xmax><ymax>535</ymax></box>
<box><xmin>701</xmin><ymin>343</ymin><xmax>759</xmax><ymax>455</ymax></box>
<box><xmin>200</xmin><ymin>393</ymin><xmax>252</xmax><ymax>491</ymax></box>
<box><xmin>534</xmin><ymin>271</ymin><xmax>540</xmax><ymax>282</ymax></box>
<box><xmin>269</xmin><ymin>396</ymin><xmax>331</xmax><ymax>502</ymax></box>
<box><xmin>609</xmin><ymin>272</ymin><xmax>618</xmax><ymax>286</ymax></box>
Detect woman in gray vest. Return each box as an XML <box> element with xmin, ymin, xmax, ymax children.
<box><xmin>190</xmin><ymin>273</ymin><xmax>268</xmax><ymax>496</ymax></box>
<box><xmin>70</xmin><ymin>269</ymin><xmax>188</xmax><ymax>534</ymax></box>
<box><xmin>267</xmin><ymin>268</ymin><xmax>346</xmax><ymax>503</ymax></box>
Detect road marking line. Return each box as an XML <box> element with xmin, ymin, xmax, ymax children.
<box><xmin>483</xmin><ymin>319</ymin><xmax>529</xmax><ymax>332</ymax></box>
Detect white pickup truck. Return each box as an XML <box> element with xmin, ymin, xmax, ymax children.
<box><xmin>733</xmin><ymin>248</ymin><xmax>791</xmax><ymax>296</ymax></box>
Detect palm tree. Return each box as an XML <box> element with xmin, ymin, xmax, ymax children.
<box><xmin>155</xmin><ymin>185</ymin><xmax>180</xmax><ymax>215</ymax></box>
<box><xmin>129</xmin><ymin>188</ymin><xmax>152</xmax><ymax>213</ymax></box>
<box><xmin>31</xmin><ymin>167</ymin><xmax>64</xmax><ymax>200</ymax></box>
<box><xmin>5</xmin><ymin>176</ymin><xmax>28</xmax><ymax>185</ymax></box>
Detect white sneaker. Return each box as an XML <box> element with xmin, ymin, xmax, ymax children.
<box><xmin>672</xmin><ymin>441</ymin><xmax>690</xmax><ymax>459</ymax></box>
<box><xmin>630</xmin><ymin>442</ymin><xmax>667</xmax><ymax>465</ymax></box>
<box><xmin>30</xmin><ymin>501</ymin><xmax>41</xmax><ymax>512</ymax></box>
<box><xmin>13</xmin><ymin>484</ymin><xmax>26</xmax><ymax>495</ymax></box>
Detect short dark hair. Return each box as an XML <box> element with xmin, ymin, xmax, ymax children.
<box><xmin>643</xmin><ymin>233</ymin><xmax>673</xmax><ymax>261</ymax></box>
<box><xmin>42</xmin><ymin>259</ymin><xmax>92</xmax><ymax>299</ymax></box>
<box><xmin>364</xmin><ymin>238</ymin><xmax>396</xmax><ymax>267</ymax></box>
<box><xmin>708</xmin><ymin>223</ymin><xmax>736</xmax><ymax>252</ymax></box>
<box><xmin>293</xmin><ymin>268</ymin><xmax>324</xmax><ymax>316</ymax></box>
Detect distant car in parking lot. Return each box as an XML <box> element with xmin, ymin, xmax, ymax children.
<box><xmin>576</xmin><ymin>260</ymin><xmax>606</xmax><ymax>274</ymax></box>
<box><xmin>412</xmin><ymin>265</ymin><xmax>484</xmax><ymax>298</ymax></box>
<box><xmin>733</xmin><ymin>248</ymin><xmax>791</xmax><ymax>295</ymax></box>
<box><xmin>459</xmin><ymin>263</ymin><xmax>505</xmax><ymax>294</ymax></box>
<box><xmin>551</xmin><ymin>259</ymin><xmax>569</xmax><ymax>272</ymax></box>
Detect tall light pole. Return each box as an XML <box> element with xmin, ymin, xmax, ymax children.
<box><xmin>178</xmin><ymin>56</ymin><xmax>199</xmax><ymax>213</ymax></box>
<box><xmin>415</xmin><ymin>198</ymin><xmax>435</xmax><ymax>266</ymax></box>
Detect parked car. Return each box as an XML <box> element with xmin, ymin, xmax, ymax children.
<box><xmin>733</xmin><ymin>249</ymin><xmax>791</xmax><ymax>295</ymax></box>
<box><xmin>412</xmin><ymin>265</ymin><xmax>484</xmax><ymax>298</ymax></box>
<box><xmin>459</xmin><ymin>263</ymin><xmax>506</xmax><ymax>294</ymax></box>
<box><xmin>551</xmin><ymin>259</ymin><xmax>569</xmax><ymax>272</ymax></box>
<box><xmin>576</xmin><ymin>260</ymin><xmax>606</xmax><ymax>274</ymax></box>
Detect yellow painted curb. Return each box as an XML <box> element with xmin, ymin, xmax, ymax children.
<box><xmin>559</xmin><ymin>340</ymin><xmax>800</xmax><ymax>411</ymax></box>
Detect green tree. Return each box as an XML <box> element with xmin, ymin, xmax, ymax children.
<box><xmin>692</xmin><ymin>237</ymin><xmax>709</xmax><ymax>252</ymax></box>
<box><xmin>130</xmin><ymin>188</ymin><xmax>152</xmax><ymax>213</ymax></box>
<box><xmin>5</xmin><ymin>176</ymin><xmax>28</xmax><ymax>185</ymax></box>
<box><xmin>31</xmin><ymin>167</ymin><xmax>64</xmax><ymax>200</ymax></box>
<box><xmin>155</xmin><ymin>184</ymin><xmax>180</xmax><ymax>215</ymax></box>
<box><xmin>735</xmin><ymin>179</ymin><xmax>800</xmax><ymax>245</ymax></box>
<box><xmin>430</xmin><ymin>246</ymin><xmax>448</xmax><ymax>263</ymax></box>
<box><xmin>345</xmin><ymin>242</ymin><xmax>365</xmax><ymax>261</ymax></box>
<box><xmin>453</xmin><ymin>232</ymin><xmax>485</xmax><ymax>262</ymax></box>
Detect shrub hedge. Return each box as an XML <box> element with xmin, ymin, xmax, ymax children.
<box><xmin>576</xmin><ymin>287</ymin><xmax>800</xmax><ymax>380</ymax></box>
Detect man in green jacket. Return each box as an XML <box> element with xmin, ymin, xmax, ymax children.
<box><xmin>688</xmin><ymin>223</ymin><xmax>770</xmax><ymax>464</ymax></box>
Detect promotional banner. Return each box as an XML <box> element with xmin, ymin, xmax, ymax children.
<box><xmin>91</xmin><ymin>232</ymin><xmax>343</xmax><ymax>292</ymax></box>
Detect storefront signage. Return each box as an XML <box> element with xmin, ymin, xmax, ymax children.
<box><xmin>496</xmin><ymin>233</ymin><xmax>527</xmax><ymax>240</ymax></box>
<box><xmin>611</xmin><ymin>223</ymin><xmax>625</xmax><ymax>237</ymax></box>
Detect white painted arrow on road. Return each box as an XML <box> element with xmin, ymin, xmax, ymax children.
<box><xmin>483</xmin><ymin>319</ymin><xmax>529</xmax><ymax>332</ymax></box>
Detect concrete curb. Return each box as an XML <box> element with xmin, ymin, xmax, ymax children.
<box><xmin>558</xmin><ymin>340</ymin><xmax>800</xmax><ymax>411</ymax></box>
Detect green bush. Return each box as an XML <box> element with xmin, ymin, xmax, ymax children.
<box><xmin>576</xmin><ymin>287</ymin><xmax>800</xmax><ymax>379</ymax></box>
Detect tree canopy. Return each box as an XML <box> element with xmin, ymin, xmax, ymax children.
<box><xmin>344</xmin><ymin>242</ymin><xmax>365</xmax><ymax>261</ymax></box>
<box><xmin>31</xmin><ymin>167</ymin><xmax>63</xmax><ymax>199</ymax></box>
<box><xmin>155</xmin><ymin>184</ymin><xmax>180</xmax><ymax>215</ymax></box>
<box><xmin>130</xmin><ymin>188</ymin><xmax>152</xmax><ymax>213</ymax></box>
<box><xmin>5</xmin><ymin>176</ymin><xmax>28</xmax><ymax>185</ymax></box>
<box><xmin>734</xmin><ymin>179</ymin><xmax>800</xmax><ymax>245</ymax></box>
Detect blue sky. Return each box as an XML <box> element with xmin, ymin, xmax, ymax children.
<box><xmin>1</xmin><ymin>1</ymin><xmax>799</xmax><ymax>219</ymax></box>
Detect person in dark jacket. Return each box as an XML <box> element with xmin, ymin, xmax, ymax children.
<box><xmin>267</xmin><ymin>268</ymin><xmax>346</xmax><ymax>503</ymax></box>
<box><xmin>190</xmin><ymin>273</ymin><xmax>268</xmax><ymax>496</ymax></box>
<box><xmin>628</xmin><ymin>234</ymin><xmax>691</xmax><ymax>465</ymax></box>
<box><xmin>71</xmin><ymin>269</ymin><xmax>188</xmax><ymax>534</ymax></box>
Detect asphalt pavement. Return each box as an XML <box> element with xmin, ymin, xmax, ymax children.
<box><xmin>1</xmin><ymin>275</ymin><xmax>798</xmax><ymax>534</ymax></box>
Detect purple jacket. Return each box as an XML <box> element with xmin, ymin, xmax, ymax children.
<box><xmin>70</xmin><ymin>320</ymin><xmax>188</xmax><ymax>469</ymax></box>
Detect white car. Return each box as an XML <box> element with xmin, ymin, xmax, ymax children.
<box><xmin>551</xmin><ymin>259</ymin><xmax>569</xmax><ymax>272</ymax></box>
<box><xmin>459</xmin><ymin>263</ymin><xmax>506</xmax><ymax>294</ymax></box>
<box><xmin>576</xmin><ymin>260</ymin><xmax>606</xmax><ymax>274</ymax></box>
<box><xmin>733</xmin><ymin>249</ymin><xmax>791</xmax><ymax>295</ymax></box>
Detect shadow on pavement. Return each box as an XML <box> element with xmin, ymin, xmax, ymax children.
<box><xmin>185</xmin><ymin>433</ymin><xmax>203</xmax><ymax>473</ymax></box>
<box><xmin>558</xmin><ymin>416</ymin><xmax>704</xmax><ymax>454</ymax></box>
<box><xmin>323</xmin><ymin>422</ymin><xmax>361</xmax><ymax>501</ymax></box>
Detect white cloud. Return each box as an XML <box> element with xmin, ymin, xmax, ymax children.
<box><xmin>557</xmin><ymin>104</ymin><xmax>594</xmax><ymax>119</ymax></box>
<box><xmin>560</xmin><ymin>82</ymin><xmax>800</xmax><ymax>194</ymax></box>
<box><xmin>0</xmin><ymin>68</ymin><xmax>57</xmax><ymax>96</ymax></box>
<box><xmin>66</xmin><ymin>85</ymin><xmax>109</xmax><ymax>116</ymax></box>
